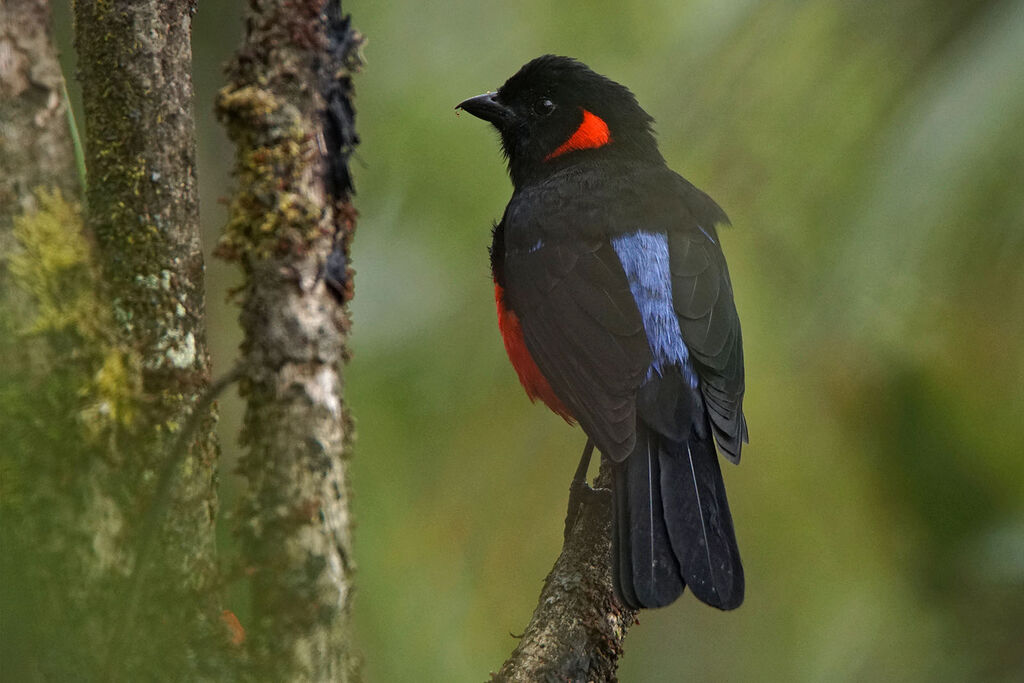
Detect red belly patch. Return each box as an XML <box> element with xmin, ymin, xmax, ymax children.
<box><xmin>495</xmin><ymin>283</ymin><xmax>574</xmax><ymax>422</ymax></box>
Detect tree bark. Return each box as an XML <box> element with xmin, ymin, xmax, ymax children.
<box><xmin>1</xmin><ymin>2</ymin><xmax>94</xmax><ymax>679</ymax></box>
<box><xmin>0</xmin><ymin>0</ymin><xmax>80</xmax><ymax>345</ymax></box>
<box><xmin>71</xmin><ymin>2</ymin><xmax>222</xmax><ymax>673</ymax></box>
<box><xmin>74</xmin><ymin>0</ymin><xmax>213</xmax><ymax>414</ymax></box>
<box><xmin>0</xmin><ymin>0</ymin><xmax>79</xmax><ymax>364</ymax></box>
<box><xmin>1</xmin><ymin>0</ymin><xmax>224</xmax><ymax>678</ymax></box>
<box><xmin>492</xmin><ymin>464</ymin><xmax>638</xmax><ymax>682</ymax></box>
<box><xmin>0</xmin><ymin>0</ymin><xmax>79</xmax><ymax>223</ymax></box>
<box><xmin>216</xmin><ymin>2</ymin><xmax>362</xmax><ymax>680</ymax></box>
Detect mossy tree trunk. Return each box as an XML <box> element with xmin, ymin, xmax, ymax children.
<box><xmin>4</xmin><ymin>0</ymin><xmax>366</xmax><ymax>679</ymax></box>
<box><xmin>216</xmin><ymin>1</ymin><xmax>362</xmax><ymax>679</ymax></box>
<box><xmin>1</xmin><ymin>0</ymin><xmax>224</xmax><ymax>679</ymax></box>
<box><xmin>1</xmin><ymin>7</ymin><xmax>88</xmax><ymax>677</ymax></box>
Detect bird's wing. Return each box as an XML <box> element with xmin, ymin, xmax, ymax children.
<box><xmin>668</xmin><ymin>178</ymin><xmax>747</xmax><ymax>462</ymax></box>
<box><xmin>504</xmin><ymin>236</ymin><xmax>652</xmax><ymax>462</ymax></box>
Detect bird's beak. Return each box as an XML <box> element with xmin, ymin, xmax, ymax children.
<box><xmin>456</xmin><ymin>92</ymin><xmax>513</xmax><ymax>126</ymax></box>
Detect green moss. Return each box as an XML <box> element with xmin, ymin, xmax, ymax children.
<box><xmin>8</xmin><ymin>188</ymin><xmax>143</xmax><ymax>440</ymax></box>
<box><xmin>80</xmin><ymin>348</ymin><xmax>143</xmax><ymax>438</ymax></box>
<box><xmin>9</xmin><ymin>190</ymin><xmax>101</xmax><ymax>336</ymax></box>
<box><xmin>215</xmin><ymin>85</ymin><xmax>322</xmax><ymax>264</ymax></box>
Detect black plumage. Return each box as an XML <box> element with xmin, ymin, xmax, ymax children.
<box><xmin>459</xmin><ymin>55</ymin><xmax>748</xmax><ymax>610</ymax></box>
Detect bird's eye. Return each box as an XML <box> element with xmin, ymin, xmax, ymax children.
<box><xmin>533</xmin><ymin>98</ymin><xmax>556</xmax><ymax>117</ymax></box>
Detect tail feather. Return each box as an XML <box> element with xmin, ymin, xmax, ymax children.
<box><xmin>612</xmin><ymin>423</ymin><xmax>684</xmax><ymax>609</ymax></box>
<box><xmin>611</xmin><ymin>464</ymin><xmax>639</xmax><ymax>608</ymax></box>
<box><xmin>611</xmin><ymin>421</ymin><xmax>743</xmax><ymax>610</ymax></box>
<box><xmin>660</xmin><ymin>435</ymin><xmax>744</xmax><ymax>609</ymax></box>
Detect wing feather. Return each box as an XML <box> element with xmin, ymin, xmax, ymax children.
<box><xmin>669</xmin><ymin>229</ymin><xmax>747</xmax><ymax>462</ymax></box>
<box><xmin>505</xmin><ymin>238</ymin><xmax>651</xmax><ymax>461</ymax></box>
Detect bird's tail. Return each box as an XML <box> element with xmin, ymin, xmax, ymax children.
<box><xmin>611</xmin><ymin>421</ymin><xmax>744</xmax><ymax>609</ymax></box>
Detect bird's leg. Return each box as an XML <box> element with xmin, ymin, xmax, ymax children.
<box><xmin>573</xmin><ymin>438</ymin><xmax>595</xmax><ymax>485</ymax></box>
<box><xmin>563</xmin><ymin>439</ymin><xmax>596</xmax><ymax>540</ymax></box>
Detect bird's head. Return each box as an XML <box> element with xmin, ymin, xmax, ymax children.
<box><xmin>457</xmin><ymin>55</ymin><xmax>662</xmax><ymax>186</ymax></box>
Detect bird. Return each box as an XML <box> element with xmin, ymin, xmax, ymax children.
<box><xmin>457</xmin><ymin>55</ymin><xmax>747</xmax><ymax>610</ymax></box>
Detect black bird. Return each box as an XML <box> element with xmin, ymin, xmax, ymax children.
<box><xmin>458</xmin><ymin>55</ymin><xmax>747</xmax><ymax>610</ymax></box>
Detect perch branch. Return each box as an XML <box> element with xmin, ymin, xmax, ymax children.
<box><xmin>492</xmin><ymin>462</ymin><xmax>638</xmax><ymax>682</ymax></box>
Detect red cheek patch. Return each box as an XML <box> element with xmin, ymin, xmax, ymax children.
<box><xmin>545</xmin><ymin>109</ymin><xmax>611</xmax><ymax>161</ymax></box>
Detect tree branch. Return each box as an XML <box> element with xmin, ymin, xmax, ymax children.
<box><xmin>493</xmin><ymin>462</ymin><xmax>638</xmax><ymax>682</ymax></box>
<box><xmin>217</xmin><ymin>1</ymin><xmax>362</xmax><ymax>679</ymax></box>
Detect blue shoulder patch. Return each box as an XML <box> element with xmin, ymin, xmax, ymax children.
<box><xmin>611</xmin><ymin>231</ymin><xmax>696</xmax><ymax>387</ymax></box>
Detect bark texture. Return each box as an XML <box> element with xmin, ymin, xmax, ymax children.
<box><xmin>0</xmin><ymin>0</ymin><xmax>78</xmax><ymax>367</ymax></box>
<box><xmin>1</xmin><ymin>2</ymin><xmax>95</xmax><ymax>678</ymax></box>
<box><xmin>76</xmin><ymin>0</ymin><xmax>217</xmax><ymax>676</ymax></box>
<box><xmin>0</xmin><ymin>0</ymin><xmax>79</xmax><ymax>227</ymax></box>
<box><xmin>217</xmin><ymin>2</ymin><xmax>362</xmax><ymax>679</ymax></box>
<box><xmin>73</xmin><ymin>0</ymin><xmax>216</xmax><ymax>530</ymax></box>
<box><xmin>493</xmin><ymin>464</ymin><xmax>638</xmax><ymax>682</ymax></box>
<box><xmin>74</xmin><ymin>0</ymin><xmax>212</xmax><ymax>397</ymax></box>
<box><xmin>3</xmin><ymin>0</ymin><xmax>223</xmax><ymax>679</ymax></box>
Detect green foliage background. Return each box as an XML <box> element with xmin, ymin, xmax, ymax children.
<box><xmin>60</xmin><ymin>0</ymin><xmax>1024</xmax><ymax>679</ymax></box>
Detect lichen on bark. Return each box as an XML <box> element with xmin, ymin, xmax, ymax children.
<box><xmin>1</xmin><ymin>2</ymin><xmax>136</xmax><ymax>674</ymax></box>
<box><xmin>4</xmin><ymin>0</ymin><xmax>224</xmax><ymax>678</ymax></box>
<box><xmin>216</xmin><ymin>86</ymin><xmax>321</xmax><ymax>262</ymax></box>
<box><xmin>73</xmin><ymin>0</ymin><xmax>216</xmax><ymax>517</ymax></box>
<box><xmin>7</xmin><ymin>188</ymin><xmax>143</xmax><ymax>438</ymax></box>
<box><xmin>216</xmin><ymin>1</ymin><xmax>363</xmax><ymax>680</ymax></box>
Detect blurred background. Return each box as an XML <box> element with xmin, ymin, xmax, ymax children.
<box><xmin>54</xmin><ymin>0</ymin><xmax>1024</xmax><ymax>679</ymax></box>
